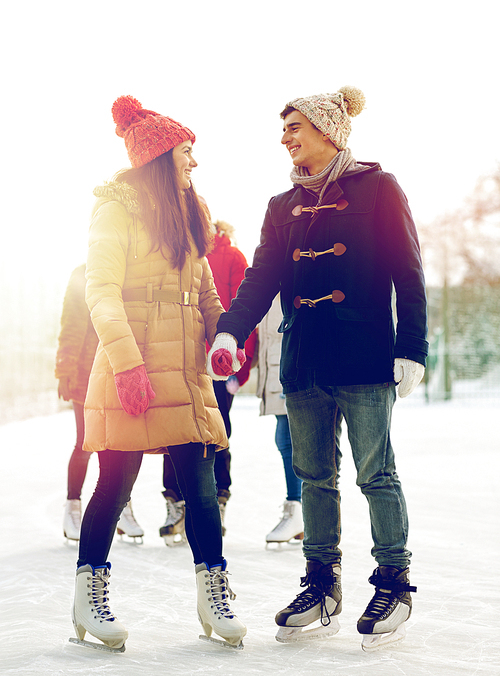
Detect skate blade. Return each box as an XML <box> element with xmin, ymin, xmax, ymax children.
<box><xmin>64</xmin><ymin>536</ymin><xmax>79</xmax><ymax>545</ymax></box>
<box><xmin>117</xmin><ymin>530</ymin><xmax>144</xmax><ymax>544</ymax></box>
<box><xmin>69</xmin><ymin>637</ymin><xmax>126</xmax><ymax>653</ymax></box>
<box><xmin>275</xmin><ymin>617</ymin><xmax>340</xmax><ymax>643</ymax></box>
<box><xmin>361</xmin><ymin>623</ymin><xmax>406</xmax><ymax>652</ymax></box>
<box><xmin>265</xmin><ymin>536</ymin><xmax>303</xmax><ymax>551</ymax></box>
<box><xmin>162</xmin><ymin>533</ymin><xmax>187</xmax><ymax>547</ymax></box>
<box><xmin>199</xmin><ymin>634</ymin><xmax>244</xmax><ymax>650</ymax></box>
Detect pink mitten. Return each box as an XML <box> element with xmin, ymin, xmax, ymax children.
<box><xmin>114</xmin><ymin>364</ymin><xmax>156</xmax><ymax>416</ymax></box>
<box><xmin>211</xmin><ymin>348</ymin><xmax>246</xmax><ymax>377</ymax></box>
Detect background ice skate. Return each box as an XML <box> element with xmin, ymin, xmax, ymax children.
<box><xmin>1</xmin><ymin>394</ymin><xmax>498</xmax><ymax>675</ymax></box>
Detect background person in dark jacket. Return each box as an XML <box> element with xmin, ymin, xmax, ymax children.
<box><xmin>207</xmin><ymin>86</ymin><xmax>428</xmax><ymax>651</ymax></box>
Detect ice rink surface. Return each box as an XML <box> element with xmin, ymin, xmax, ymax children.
<box><xmin>1</xmin><ymin>393</ymin><xmax>499</xmax><ymax>675</ymax></box>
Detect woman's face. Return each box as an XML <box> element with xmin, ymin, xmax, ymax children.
<box><xmin>172</xmin><ymin>141</ymin><xmax>197</xmax><ymax>190</ymax></box>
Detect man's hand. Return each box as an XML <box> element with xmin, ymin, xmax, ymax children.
<box><xmin>207</xmin><ymin>333</ymin><xmax>245</xmax><ymax>380</ymax></box>
<box><xmin>393</xmin><ymin>358</ymin><xmax>425</xmax><ymax>398</ymax></box>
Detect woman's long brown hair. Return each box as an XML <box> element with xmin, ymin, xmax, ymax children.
<box><xmin>114</xmin><ymin>150</ymin><xmax>212</xmax><ymax>269</ymax></box>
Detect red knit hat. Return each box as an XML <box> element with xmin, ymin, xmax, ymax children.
<box><xmin>112</xmin><ymin>95</ymin><xmax>196</xmax><ymax>168</ymax></box>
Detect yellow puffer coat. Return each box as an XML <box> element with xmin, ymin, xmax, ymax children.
<box><xmin>83</xmin><ymin>182</ymin><xmax>228</xmax><ymax>454</ymax></box>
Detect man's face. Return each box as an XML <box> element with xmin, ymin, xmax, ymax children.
<box><xmin>281</xmin><ymin>110</ymin><xmax>336</xmax><ymax>176</ymax></box>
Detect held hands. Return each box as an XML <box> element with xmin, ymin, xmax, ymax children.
<box><xmin>114</xmin><ymin>364</ymin><xmax>156</xmax><ymax>415</ymax></box>
<box><xmin>207</xmin><ymin>333</ymin><xmax>246</xmax><ymax>380</ymax></box>
<box><xmin>393</xmin><ymin>358</ymin><xmax>425</xmax><ymax>398</ymax></box>
<box><xmin>226</xmin><ymin>375</ymin><xmax>240</xmax><ymax>395</ymax></box>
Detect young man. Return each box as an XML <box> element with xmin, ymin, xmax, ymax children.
<box><xmin>207</xmin><ymin>86</ymin><xmax>428</xmax><ymax>650</ymax></box>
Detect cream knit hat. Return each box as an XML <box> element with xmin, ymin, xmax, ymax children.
<box><xmin>285</xmin><ymin>86</ymin><xmax>365</xmax><ymax>150</ymax></box>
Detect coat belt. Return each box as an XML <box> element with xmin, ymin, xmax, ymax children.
<box><xmin>122</xmin><ymin>287</ymin><xmax>199</xmax><ymax>305</ymax></box>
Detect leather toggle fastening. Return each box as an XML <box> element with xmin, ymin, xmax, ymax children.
<box><xmin>293</xmin><ymin>243</ymin><xmax>347</xmax><ymax>261</ymax></box>
<box><xmin>292</xmin><ymin>199</ymin><xmax>348</xmax><ymax>217</ymax></box>
<box><xmin>294</xmin><ymin>290</ymin><xmax>345</xmax><ymax>308</ymax></box>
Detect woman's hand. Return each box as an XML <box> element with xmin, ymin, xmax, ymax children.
<box><xmin>114</xmin><ymin>365</ymin><xmax>156</xmax><ymax>415</ymax></box>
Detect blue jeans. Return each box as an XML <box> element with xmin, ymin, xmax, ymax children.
<box><xmin>275</xmin><ymin>415</ymin><xmax>302</xmax><ymax>502</ymax></box>
<box><xmin>285</xmin><ymin>383</ymin><xmax>410</xmax><ymax>569</ymax></box>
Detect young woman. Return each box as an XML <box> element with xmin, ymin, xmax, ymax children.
<box><xmin>71</xmin><ymin>96</ymin><xmax>246</xmax><ymax>651</ymax></box>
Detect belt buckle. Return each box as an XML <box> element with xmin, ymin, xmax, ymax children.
<box><xmin>182</xmin><ymin>292</ymin><xmax>190</xmax><ymax>305</ymax></box>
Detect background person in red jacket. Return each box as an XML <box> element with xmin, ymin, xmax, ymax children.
<box><xmin>160</xmin><ymin>220</ymin><xmax>256</xmax><ymax>543</ymax></box>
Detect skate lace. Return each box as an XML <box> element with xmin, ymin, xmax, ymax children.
<box><xmin>208</xmin><ymin>568</ymin><xmax>237</xmax><ymax>618</ymax></box>
<box><xmin>89</xmin><ymin>570</ymin><xmax>117</xmax><ymax>622</ymax></box>
<box><xmin>364</xmin><ymin>570</ymin><xmax>417</xmax><ymax>619</ymax></box>
<box><xmin>364</xmin><ymin>588</ymin><xmax>398</xmax><ymax>618</ymax></box>
<box><xmin>287</xmin><ymin>572</ymin><xmax>335</xmax><ymax>627</ymax></box>
<box><xmin>69</xmin><ymin>505</ymin><xmax>80</xmax><ymax>528</ymax></box>
<box><xmin>274</xmin><ymin>503</ymin><xmax>293</xmax><ymax>529</ymax></box>
<box><xmin>164</xmin><ymin>499</ymin><xmax>185</xmax><ymax>527</ymax></box>
<box><xmin>120</xmin><ymin>506</ymin><xmax>141</xmax><ymax>529</ymax></box>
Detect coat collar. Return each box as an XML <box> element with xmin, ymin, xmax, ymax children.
<box><xmin>93</xmin><ymin>181</ymin><xmax>141</xmax><ymax>216</ymax></box>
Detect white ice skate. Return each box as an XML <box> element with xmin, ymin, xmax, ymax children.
<box><xmin>116</xmin><ymin>501</ymin><xmax>144</xmax><ymax>543</ymax></box>
<box><xmin>196</xmin><ymin>561</ymin><xmax>247</xmax><ymax>649</ymax></box>
<box><xmin>63</xmin><ymin>499</ymin><xmax>81</xmax><ymax>542</ymax></box>
<box><xmin>159</xmin><ymin>497</ymin><xmax>187</xmax><ymax>546</ymax></box>
<box><xmin>275</xmin><ymin>561</ymin><xmax>341</xmax><ymax>643</ymax></box>
<box><xmin>70</xmin><ymin>562</ymin><xmax>128</xmax><ymax>653</ymax></box>
<box><xmin>358</xmin><ymin>566</ymin><xmax>416</xmax><ymax>651</ymax></box>
<box><xmin>265</xmin><ymin>500</ymin><xmax>304</xmax><ymax>549</ymax></box>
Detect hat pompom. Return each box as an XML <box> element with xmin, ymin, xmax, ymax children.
<box><xmin>112</xmin><ymin>95</ymin><xmax>144</xmax><ymax>128</ymax></box>
<box><xmin>338</xmin><ymin>86</ymin><xmax>365</xmax><ymax>117</ymax></box>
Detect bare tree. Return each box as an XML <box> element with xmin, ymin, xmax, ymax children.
<box><xmin>419</xmin><ymin>164</ymin><xmax>500</xmax><ymax>286</ymax></box>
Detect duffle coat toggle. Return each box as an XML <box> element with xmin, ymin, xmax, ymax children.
<box><xmin>294</xmin><ymin>289</ymin><xmax>346</xmax><ymax>309</ymax></box>
<box><xmin>293</xmin><ymin>242</ymin><xmax>347</xmax><ymax>261</ymax></box>
<box><xmin>292</xmin><ymin>199</ymin><xmax>349</xmax><ymax>217</ymax></box>
<box><xmin>292</xmin><ymin>190</ymin><xmax>348</xmax><ymax>312</ymax></box>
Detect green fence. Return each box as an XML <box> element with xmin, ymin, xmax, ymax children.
<box><xmin>424</xmin><ymin>286</ymin><xmax>500</xmax><ymax>400</ymax></box>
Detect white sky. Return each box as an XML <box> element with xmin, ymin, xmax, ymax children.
<box><xmin>2</xmin><ymin>0</ymin><xmax>500</xmax><ymax>291</ymax></box>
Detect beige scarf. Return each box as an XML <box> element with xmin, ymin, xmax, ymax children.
<box><xmin>290</xmin><ymin>148</ymin><xmax>362</xmax><ymax>204</ymax></box>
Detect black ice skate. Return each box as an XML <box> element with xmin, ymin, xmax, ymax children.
<box><xmin>357</xmin><ymin>566</ymin><xmax>416</xmax><ymax>651</ymax></box>
<box><xmin>275</xmin><ymin>560</ymin><xmax>342</xmax><ymax>642</ymax></box>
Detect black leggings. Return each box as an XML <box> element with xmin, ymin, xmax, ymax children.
<box><xmin>67</xmin><ymin>402</ymin><xmax>92</xmax><ymax>500</ymax></box>
<box><xmin>77</xmin><ymin>443</ymin><xmax>223</xmax><ymax>568</ymax></box>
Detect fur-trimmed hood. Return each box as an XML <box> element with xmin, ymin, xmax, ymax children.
<box><xmin>92</xmin><ymin>181</ymin><xmax>141</xmax><ymax>217</ymax></box>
